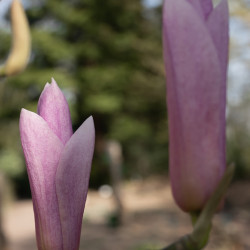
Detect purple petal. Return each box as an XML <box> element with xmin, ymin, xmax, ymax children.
<box><xmin>206</xmin><ymin>0</ymin><xmax>229</xmax><ymax>166</ymax></box>
<box><xmin>186</xmin><ymin>0</ymin><xmax>204</xmax><ymax>18</ymax></box>
<box><xmin>206</xmin><ymin>0</ymin><xmax>229</xmax><ymax>83</ymax></box>
<box><xmin>56</xmin><ymin>116</ymin><xmax>95</xmax><ymax>250</ymax></box>
<box><xmin>163</xmin><ymin>0</ymin><xmax>226</xmax><ymax>211</ymax></box>
<box><xmin>38</xmin><ymin>78</ymin><xmax>73</xmax><ymax>145</ymax></box>
<box><xmin>19</xmin><ymin>109</ymin><xmax>64</xmax><ymax>250</ymax></box>
<box><xmin>200</xmin><ymin>0</ymin><xmax>213</xmax><ymax>18</ymax></box>
<box><xmin>185</xmin><ymin>0</ymin><xmax>213</xmax><ymax>20</ymax></box>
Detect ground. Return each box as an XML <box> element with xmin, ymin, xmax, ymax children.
<box><xmin>2</xmin><ymin>177</ymin><xmax>250</xmax><ymax>250</ymax></box>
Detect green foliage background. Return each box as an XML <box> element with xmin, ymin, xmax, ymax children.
<box><xmin>1</xmin><ymin>0</ymin><xmax>248</xmax><ymax>198</ymax></box>
<box><xmin>0</xmin><ymin>0</ymin><xmax>168</xmax><ymax>196</ymax></box>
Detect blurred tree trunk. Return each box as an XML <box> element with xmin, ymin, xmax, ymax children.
<box><xmin>106</xmin><ymin>140</ymin><xmax>124</xmax><ymax>225</ymax></box>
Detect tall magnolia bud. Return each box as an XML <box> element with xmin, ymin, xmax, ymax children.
<box><xmin>163</xmin><ymin>0</ymin><xmax>229</xmax><ymax>212</ymax></box>
<box><xmin>1</xmin><ymin>0</ymin><xmax>31</xmax><ymax>76</ymax></box>
<box><xmin>20</xmin><ymin>79</ymin><xmax>95</xmax><ymax>250</ymax></box>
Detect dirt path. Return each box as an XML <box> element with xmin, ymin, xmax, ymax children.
<box><xmin>2</xmin><ymin>178</ymin><xmax>250</xmax><ymax>250</ymax></box>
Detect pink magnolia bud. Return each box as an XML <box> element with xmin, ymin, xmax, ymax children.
<box><xmin>163</xmin><ymin>0</ymin><xmax>229</xmax><ymax>212</ymax></box>
<box><xmin>19</xmin><ymin>79</ymin><xmax>95</xmax><ymax>250</ymax></box>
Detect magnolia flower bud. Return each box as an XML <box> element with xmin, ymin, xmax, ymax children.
<box><xmin>20</xmin><ymin>79</ymin><xmax>95</xmax><ymax>250</ymax></box>
<box><xmin>163</xmin><ymin>0</ymin><xmax>229</xmax><ymax>212</ymax></box>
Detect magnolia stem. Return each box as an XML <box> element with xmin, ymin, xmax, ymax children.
<box><xmin>161</xmin><ymin>163</ymin><xmax>235</xmax><ymax>250</ymax></box>
<box><xmin>161</xmin><ymin>234</ymin><xmax>203</xmax><ymax>250</ymax></box>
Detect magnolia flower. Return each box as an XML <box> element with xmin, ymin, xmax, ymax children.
<box><xmin>20</xmin><ymin>79</ymin><xmax>95</xmax><ymax>250</ymax></box>
<box><xmin>163</xmin><ymin>0</ymin><xmax>229</xmax><ymax>212</ymax></box>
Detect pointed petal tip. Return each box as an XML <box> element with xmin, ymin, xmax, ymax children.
<box><xmin>20</xmin><ymin>109</ymin><xmax>43</xmax><ymax>126</ymax></box>
<box><xmin>20</xmin><ymin>108</ymin><xmax>34</xmax><ymax>120</ymax></box>
<box><xmin>86</xmin><ymin>115</ymin><xmax>94</xmax><ymax>125</ymax></box>
<box><xmin>44</xmin><ymin>82</ymin><xmax>51</xmax><ymax>88</ymax></box>
<box><xmin>50</xmin><ymin>77</ymin><xmax>58</xmax><ymax>86</ymax></box>
<box><xmin>49</xmin><ymin>78</ymin><xmax>62</xmax><ymax>94</ymax></box>
<box><xmin>20</xmin><ymin>108</ymin><xmax>28</xmax><ymax>124</ymax></box>
<box><xmin>20</xmin><ymin>108</ymin><xmax>26</xmax><ymax>114</ymax></box>
<box><xmin>38</xmin><ymin>85</ymin><xmax>49</xmax><ymax>115</ymax></box>
<box><xmin>84</xmin><ymin>115</ymin><xmax>95</xmax><ymax>136</ymax></box>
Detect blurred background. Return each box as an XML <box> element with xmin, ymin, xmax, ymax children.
<box><xmin>0</xmin><ymin>0</ymin><xmax>249</xmax><ymax>249</ymax></box>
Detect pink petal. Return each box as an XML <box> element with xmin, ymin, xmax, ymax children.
<box><xmin>163</xmin><ymin>0</ymin><xmax>226</xmax><ymax>211</ymax></box>
<box><xmin>56</xmin><ymin>116</ymin><xmax>95</xmax><ymax>250</ymax></box>
<box><xmin>186</xmin><ymin>0</ymin><xmax>213</xmax><ymax>20</ymax></box>
<box><xmin>200</xmin><ymin>0</ymin><xmax>213</xmax><ymax>18</ymax></box>
<box><xmin>186</xmin><ymin>0</ymin><xmax>204</xmax><ymax>18</ymax></box>
<box><xmin>38</xmin><ymin>78</ymin><xmax>73</xmax><ymax>145</ymax></box>
<box><xmin>206</xmin><ymin>0</ymin><xmax>229</xmax><ymax>83</ymax></box>
<box><xmin>20</xmin><ymin>109</ymin><xmax>64</xmax><ymax>250</ymax></box>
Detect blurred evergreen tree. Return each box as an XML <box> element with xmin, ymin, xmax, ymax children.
<box><xmin>1</xmin><ymin>0</ymin><xmax>167</xmax><ymax>192</ymax></box>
